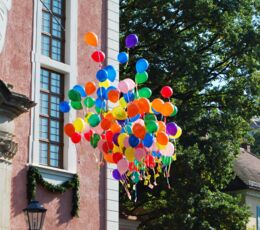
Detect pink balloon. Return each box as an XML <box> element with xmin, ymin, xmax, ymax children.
<box><xmin>133</xmin><ymin>119</ymin><xmax>144</xmax><ymax>126</ymax></box>
<box><xmin>135</xmin><ymin>148</ymin><xmax>146</xmax><ymax>161</ymax></box>
<box><xmin>118</xmin><ymin>80</ymin><xmax>130</xmax><ymax>94</ymax></box>
<box><xmin>160</xmin><ymin>142</ymin><xmax>175</xmax><ymax>156</ymax></box>
<box><xmin>124</xmin><ymin>78</ymin><xmax>136</xmax><ymax>91</ymax></box>
<box><xmin>117</xmin><ymin>158</ymin><xmax>129</xmax><ymax>175</ymax></box>
<box><xmin>124</xmin><ymin>136</ymin><xmax>130</xmax><ymax>148</ymax></box>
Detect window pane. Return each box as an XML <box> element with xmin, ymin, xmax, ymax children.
<box><xmin>50</xmin><ymin>144</ymin><xmax>59</xmax><ymax>167</ymax></box>
<box><xmin>51</xmin><ymin>72</ymin><xmax>61</xmax><ymax>93</ymax></box>
<box><xmin>40</xmin><ymin>93</ymin><xmax>49</xmax><ymax>115</ymax></box>
<box><xmin>42</xmin><ymin>12</ymin><xmax>51</xmax><ymax>33</ymax></box>
<box><xmin>51</xmin><ymin>39</ymin><xmax>62</xmax><ymax>61</ymax></box>
<box><xmin>52</xmin><ymin>17</ymin><xmax>62</xmax><ymax>38</ymax></box>
<box><xmin>50</xmin><ymin>96</ymin><xmax>60</xmax><ymax>118</ymax></box>
<box><xmin>39</xmin><ymin>117</ymin><xmax>48</xmax><ymax>139</ymax></box>
<box><xmin>53</xmin><ymin>0</ymin><xmax>62</xmax><ymax>15</ymax></box>
<box><xmin>50</xmin><ymin>120</ymin><xmax>60</xmax><ymax>142</ymax></box>
<box><xmin>40</xmin><ymin>142</ymin><xmax>48</xmax><ymax>165</ymax></box>
<box><xmin>42</xmin><ymin>0</ymin><xmax>51</xmax><ymax>9</ymax></box>
<box><xmin>41</xmin><ymin>35</ymin><xmax>50</xmax><ymax>57</ymax></box>
<box><xmin>40</xmin><ymin>69</ymin><xmax>49</xmax><ymax>90</ymax></box>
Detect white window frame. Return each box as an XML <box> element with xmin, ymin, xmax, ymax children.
<box><xmin>29</xmin><ymin>0</ymin><xmax>78</xmax><ymax>181</ymax></box>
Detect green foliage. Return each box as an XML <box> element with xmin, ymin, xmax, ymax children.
<box><xmin>251</xmin><ymin>129</ymin><xmax>260</xmax><ymax>155</ymax></box>
<box><xmin>27</xmin><ymin>166</ymin><xmax>80</xmax><ymax>217</ymax></box>
<box><xmin>120</xmin><ymin>0</ymin><xmax>260</xmax><ymax>229</ymax></box>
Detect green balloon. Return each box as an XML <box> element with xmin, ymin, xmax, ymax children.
<box><xmin>170</xmin><ymin>106</ymin><xmax>178</xmax><ymax>117</ymax></box>
<box><xmin>135</xmin><ymin>72</ymin><xmax>148</xmax><ymax>84</ymax></box>
<box><xmin>124</xmin><ymin>124</ymin><xmax>132</xmax><ymax>134</ymax></box>
<box><xmin>71</xmin><ymin>101</ymin><xmax>82</xmax><ymax>110</ymax></box>
<box><xmin>84</xmin><ymin>97</ymin><xmax>95</xmax><ymax>108</ymax></box>
<box><xmin>95</xmin><ymin>107</ymin><xmax>102</xmax><ymax>114</ymax></box>
<box><xmin>68</xmin><ymin>89</ymin><xmax>81</xmax><ymax>101</ymax></box>
<box><xmin>88</xmin><ymin>114</ymin><xmax>101</xmax><ymax>127</ymax></box>
<box><xmin>138</xmin><ymin>87</ymin><xmax>152</xmax><ymax>99</ymax></box>
<box><xmin>131</xmin><ymin>171</ymin><xmax>140</xmax><ymax>184</ymax></box>
<box><xmin>161</xmin><ymin>156</ymin><xmax>172</xmax><ymax>166</ymax></box>
<box><xmin>90</xmin><ymin>134</ymin><xmax>100</xmax><ymax>148</ymax></box>
<box><xmin>145</xmin><ymin>120</ymin><xmax>158</xmax><ymax>133</ymax></box>
<box><xmin>144</xmin><ymin>113</ymin><xmax>157</xmax><ymax>122</ymax></box>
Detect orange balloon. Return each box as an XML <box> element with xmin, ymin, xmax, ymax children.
<box><xmin>133</xmin><ymin>123</ymin><xmax>146</xmax><ymax>139</ymax></box>
<box><xmin>158</xmin><ymin>121</ymin><xmax>166</xmax><ymax>132</ymax></box>
<box><xmin>101</xmin><ymin>118</ymin><xmax>112</xmax><ymax>130</ymax></box>
<box><xmin>137</xmin><ymin>98</ymin><xmax>150</xmax><ymax>114</ymax></box>
<box><xmin>108</xmin><ymin>89</ymin><xmax>120</xmax><ymax>103</ymax></box>
<box><xmin>85</xmin><ymin>81</ymin><xmax>96</xmax><ymax>95</ymax></box>
<box><xmin>156</xmin><ymin>131</ymin><xmax>169</xmax><ymax>145</ymax></box>
<box><xmin>84</xmin><ymin>32</ymin><xmax>98</xmax><ymax>47</ymax></box>
<box><xmin>110</xmin><ymin>121</ymin><xmax>122</xmax><ymax>133</ymax></box>
<box><xmin>104</xmin><ymin>152</ymin><xmax>115</xmax><ymax>163</ymax></box>
<box><xmin>127</xmin><ymin>102</ymin><xmax>140</xmax><ymax>118</ymax></box>
<box><xmin>152</xmin><ymin>98</ymin><xmax>164</xmax><ymax>112</ymax></box>
<box><xmin>161</xmin><ymin>102</ymin><xmax>174</xmax><ymax>116</ymax></box>
<box><xmin>104</xmin><ymin>112</ymin><xmax>115</xmax><ymax>122</ymax></box>
<box><xmin>64</xmin><ymin>123</ymin><xmax>75</xmax><ymax>137</ymax></box>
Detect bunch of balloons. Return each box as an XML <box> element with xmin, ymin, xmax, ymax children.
<box><xmin>60</xmin><ymin>32</ymin><xmax>182</xmax><ymax>199</ymax></box>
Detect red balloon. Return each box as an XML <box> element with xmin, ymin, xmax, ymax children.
<box><xmin>129</xmin><ymin>162</ymin><xmax>138</xmax><ymax>172</ymax></box>
<box><xmin>160</xmin><ymin>86</ymin><xmax>173</xmax><ymax>98</ymax></box>
<box><xmin>112</xmin><ymin>152</ymin><xmax>123</xmax><ymax>163</ymax></box>
<box><xmin>106</xmin><ymin>130</ymin><xmax>114</xmax><ymax>142</ymax></box>
<box><xmin>102</xmin><ymin>141</ymin><xmax>114</xmax><ymax>153</ymax></box>
<box><xmin>64</xmin><ymin>123</ymin><xmax>75</xmax><ymax>137</ymax></box>
<box><xmin>145</xmin><ymin>154</ymin><xmax>155</xmax><ymax>168</ymax></box>
<box><xmin>84</xmin><ymin>130</ymin><xmax>93</xmax><ymax>141</ymax></box>
<box><xmin>71</xmin><ymin>132</ymin><xmax>81</xmax><ymax>143</ymax></box>
<box><xmin>91</xmin><ymin>50</ymin><xmax>105</xmax><ymax>63</ymax></box>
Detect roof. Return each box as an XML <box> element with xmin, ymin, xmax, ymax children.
<box><xmin>231</xmin><ymin>148</ymin><xmax>260</xmax><ymax>191</ymax></box>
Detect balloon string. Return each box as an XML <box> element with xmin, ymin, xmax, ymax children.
<box><xmin>124</xmin><ymin>48</ymin><xmax>130</xmax><ymax>69</ymax></box>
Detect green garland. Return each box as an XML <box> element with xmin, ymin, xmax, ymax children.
<box><xmin>27</xmin><ymin>166</ymin><xmax>80</xmax><ymax>217</ymax></box>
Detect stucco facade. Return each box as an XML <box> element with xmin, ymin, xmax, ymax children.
<box><xmin>0</xmin><ymin>0</ymin><xmax>119</xmax><ymax>229</ymax></box>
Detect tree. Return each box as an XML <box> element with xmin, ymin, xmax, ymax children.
<box><xmin>120</xmin><ymin>1</ymin><xmax>260</xmax><ymax>229</ymax></box>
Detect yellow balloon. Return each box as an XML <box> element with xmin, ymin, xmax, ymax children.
<box><xmin>84</xmin><ymin>112</ymin><xmax>94</xmax><ymax>123</ymax></box>
<box><xmin>99</xmin><ymin>79</ymin><xmax>110</xmax><ymax>88</ymax></box>
<box><xmin>119</xmin><ymin>97</ymin><xmax>127</xmax><ymax>108</ymax></box>
<box><xmin>125</xmin><ymin>147</ymin><xmax>135</xmax><ymax>162</ymax></box>
<box><xmin>171</xmin><ymin>127</ymin><xmax>182</xmax><ymax>139</ymax></box>
<box><xmin>112</xmin><ymin>106</ymin><xmax>127</xmax><ymax>120</ymax></box>
<box><xmin>156</xmin><ymin>142</ymin><xmax>167</xmax><ymax>150</ymax></box>
<box><xmin>118</xmin><ymin>133</ymin><xmax>128</xmax><ymax>147</ymax></box>
<box><xmin>172</xmin><ymin>154</ymin><xmax>177</xmax><ymax>161</ymax></box>
<box><xmin>113</xmin><ymin>145</ymin><xmax>121</xmax><ymax>153</ymax></box>
<box><xmin>73</xmin><ymin>118</ymin><xmax>85</xmax><ymax>132</ymax></box>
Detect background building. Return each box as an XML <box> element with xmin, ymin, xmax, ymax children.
<box><xmin>0</xmin><ymin>0</ymin><xmax>120</xmax><ymax>229</ymax></box>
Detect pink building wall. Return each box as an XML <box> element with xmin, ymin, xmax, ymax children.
<box><xmin>0</xmin><ymin>0</ymin><xmax>108</xmax><ymax>229</ymax></box>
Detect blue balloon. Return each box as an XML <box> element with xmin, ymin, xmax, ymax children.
<box><xmin>97</xmin><ymin>87</ymin><xmax>107</xmax><ymax>99</ymax></box>
<box><xmin>136</xmin><ymin>58</ymin><xmax>149</xmax><ymax>73</ymax></box>
<box><xmin>96</xmin><ymin>69</ymin><xmax>108</xmax><ymax>82</ymax></box>
<box><xmin>129</xmin><ymin>135</ymin><xmax>140</xmax><ymax>147</ymax></box>
<box><xmin>104</xmin><ymin>65</ymin><xmax>117</xmax><ymax>82</ymax></box>
<box><xmin>123</xmin><ymin>90</ymin><xmax>135</xmax><ymax>102</ymax></box>
<box><xmin>142</xmin><ymin>133</ymin><xmax>154</xmax><ymax>147</ymax></box>
<box><xmin>129</xmin><ymin>114</ymin><xmax>140</xmax><ymax>122</ymax></box>
<box><xmin>95</xmin><ymin>98</ymin><xmax>106</xmax><ymax>109</ymax></box>
<box><xmin>73</xmin><ymin>85</ymin><xmax>86</xmax><ymax>97</ymax></box>
<box><xmin>152</xmin><ymin>108</ymin><xmax>160</xmax><ymax>115</ymax></box>
<box><xmin>117</xmin><ymin>52</ymin><xmax>129</xmax><ymax>64</ymax></box>
<box><xmin>124</xmin><ymin>124</ymin><xmax>132</xmax><ymax>134</ymax></box>
<box><xmin>59</xmin><ymin>101</ymin><xmax>70</xmax><ymax>113</ymax></box>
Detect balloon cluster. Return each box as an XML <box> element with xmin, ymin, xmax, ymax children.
<box><xmin>60</xmin><ymin>32</ymin><xmax>182</xmax><ymax>199</ymax></box>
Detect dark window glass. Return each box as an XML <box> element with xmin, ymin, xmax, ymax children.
<box><xmin>41</xmin><ymin>0</ymin><xmax>65</xmax><ymax>62</ymax></box>
<box><xmin>39</xmin><ymin>68</ymin><xmax>64</xmax><ymax>168</ymax></box>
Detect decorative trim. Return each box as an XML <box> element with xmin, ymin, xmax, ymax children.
<box><xmin>26</xmin><ymin>166</ymin><xmax>80</xmax><ymax>217</ymax></box>
<box><xmin>0</xmin><ymin>130</ymin><xmax>17</xmax><ymax>159</ymax></box>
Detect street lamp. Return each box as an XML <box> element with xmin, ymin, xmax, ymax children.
<box><xmin>23</xmin><ymin>200</ymin><xmax>47</xmax><ymax>230</ymax></box>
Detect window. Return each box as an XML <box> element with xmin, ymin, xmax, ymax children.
<box><xmin>39</xmin><ymin>68</ymin><xmax>64</xmax><ymax>168</ymax></box>
<box><xmin>41</xmin><ymin>0</ymin><xmax>65</xmax><ymax>62</ymax></box>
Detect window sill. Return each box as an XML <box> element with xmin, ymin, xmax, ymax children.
<box><xmin>28</xmin><ymin>163</ymin><xmax>76</xmax><ymax>185</ymax></box>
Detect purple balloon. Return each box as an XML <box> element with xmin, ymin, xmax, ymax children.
<box><xmin>112</xmin><ymin>169</ymin><xmax>122</xmax><ymax>180</ymax></box>
<box><xmin>125</xmin><ymin>34</ymin><xmax>139</xmax><ymax>48</ymax></box>
<box><xmin>113</xmin><ymin>133</ymin><xmax>120</xmax><ymax>146</ymax></box>
<box><xmin>166</xmin><ymin>122</ymin><xmax>178</xmax><ymax>136</ymax></box>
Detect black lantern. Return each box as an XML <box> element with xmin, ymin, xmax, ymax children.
<box><xmin>23</xmin><ymin>200</ymin><xmax>47</xmax><ymax>230</ymax></box>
